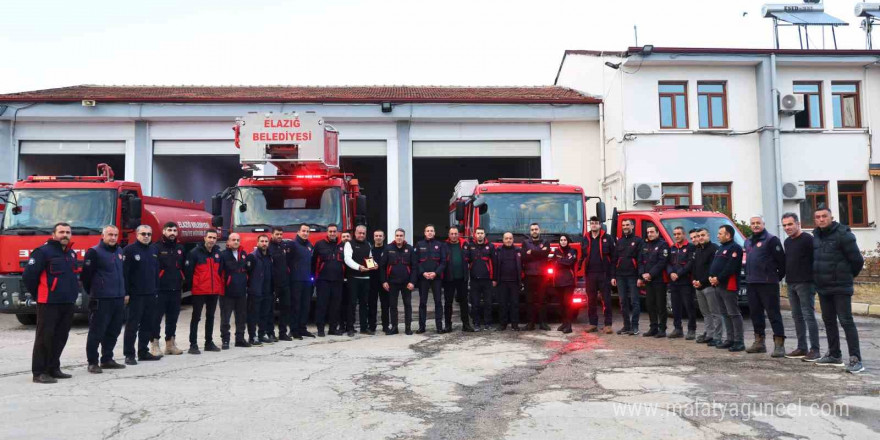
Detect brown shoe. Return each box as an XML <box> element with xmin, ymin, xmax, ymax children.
<box><xmin>785</xmin><ymin>348</ymin><xmax>807</xmax><ymax>359</ymax></box>
<box><xmin>602</xmin><ymin>326</ymin><xmax>613</xmax><ymax>334</ymax></box>
<box><xmin>584</xmin><ymin>325</ymin><xmax>598</xmax><ymax>333</ymax></box>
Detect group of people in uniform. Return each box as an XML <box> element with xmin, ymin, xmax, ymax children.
<box><xmin>23</xmin><ymin>205</ymin><xmax>866</xmax><ymax>384</ymax></box>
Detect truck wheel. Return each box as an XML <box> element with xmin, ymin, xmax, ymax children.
<box><xmin>16</xmin><ymin>314</ymin><xmax>37</xmax><ymax>325</ymax></box>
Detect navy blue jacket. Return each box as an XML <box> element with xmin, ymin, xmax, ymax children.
<box><xmin>312</xmin><ymin>238</ymin><xmax>345</xmax><ymax>282</ymax></box>
<box><xmin>744</xmin><ymin>230</ymin><xmax>786</xmax><ymax>284</ymax></box>
<box><xmin>465</xmin><ymin>240</ymin><xmax>496</xmax><ymax>280</ymax></box>
<box><xmin>156</xmin><ymin>237</ymin><xmax>185</xmax><ymax>292</ymax></box>
<box><xmin>494</xmin><ymin>245</ymin><xmax>523</xmax><ymax>283</ymax></box>
<box><xmin>638</xmin><ymin>238</ymin><xmax>669</xmax><ymax>284</ymax></box>
<box><xmin>667</xmin><ymin>241</ymin><xmax>695</xmax><ymax>286</ymax></box>
<box><xmin>23</xmin><ymin>239</ymin><xmax>80</xmax><ymax>304</ymax></box>
<box><xmin>81</xmin><ymin>241</ymin><xmax>125</xmax><ymax>299</ymax></box>
<box><xmin>246</xmin><ymin>249</ymin><xmax>273</xmax><ymax>297</ymax></box>
<box><xmin>709</xmin><ymin>240</ymin><xmax>743</xmax><ymax>292</ymax></box>
<box><xmin>416</xmin><ymin>238</ymin><xmax>447</xmax><ymax>279</ymax></box>
<box><xmin>580</xmin><ymin>230</ymin><xmax>614</xmax><ymax>275</ymax></box>
<box><xmin>552</xmin><ymin>246</ymin><xmax>578</xmax><ymax>288</ymax></box>
<box><xmin>287</xmin><ymin>236</ymin><xmax>314</xmax><ymax>282</ymax></box>
<box><xmin>123</xmin><ymin>241</ymin><xmax>159</xmax><ymax>296</ymax></box>
<box><xmin>370</xmin><ymin>244</ymin><xmax>387</xmax><ymax>285</ymax></box>
<box><xmin>268</xmin><ymin>240</ymin><xmax>290</xmax><ymax>289</ymax></box>
<box><xmin>522</xmin><ymin>238</ymin><xmax>550</xmax><ymax>276</ymax></box>
<box><xmin>221</xmin><ymin>248</ymin><xmax>249</xmax><ymax>297</ymax></box>
<box><xmin>380</xmin><ymin>242</ymin><xmax>417</xmax><ymax>285</ymax></box>
<box><xmin>611</xmin><ymin>233</ymin><xmax>643</xmax><ymax>278</ymax></box>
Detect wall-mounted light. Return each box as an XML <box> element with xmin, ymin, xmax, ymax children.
<box><xmin>604</xmin><ymin>61</ymin><xmax>621</xmax><ymax>69</ymax></box>
<box><xmin>381</xmin><ymin>102</ymin><xmax>393</xmax><ymax>113</ymax></box>
<box><xmin>641</xmin><ymin>45</ymin><xmax>654</xmax><ymax>56</ymax></box>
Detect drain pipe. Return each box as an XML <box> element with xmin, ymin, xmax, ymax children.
<box><xmin>770</xmin><ymin>53</ymin><xmax>784</xmax><ymax>235</ymax></box>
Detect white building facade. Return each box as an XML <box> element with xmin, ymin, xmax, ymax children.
<box><xmin>556</xmin><ymin>47</ymin><xmax>880</xmax><ymax>244</ymax></box>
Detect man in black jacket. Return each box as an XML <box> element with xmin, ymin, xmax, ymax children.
<box><xmin>246</xmin><ymin>235</ymin><xmax>273</xmax><ymax>345</ymax></box>
<box><xmin>268</xmin><ymin>227</ymin><xmax>289</xmax><ymax>342</ymax></box>
<box><xmin>580</xmin><ymin>217</ymin><xmax>615</xmax><ymax>334</ymax></box>
<box><xmin>743</xmin><ymin>216</ymin><xmax>787</xmax><ymax>357</ymax></box>
<box><xmin>709</xmin><ymin>225</ymin><xmax>745</xmax><ymax>352</ymax></box>
<box><xmin>465</xmin><ymin>227</ymin><xmax>496</xmax><ymax>331</ymax></box>
<box><xmin>781</xmin><ymin>213</ymin><xmax>820</xmax><ymax>362</ymax></box>
<box><xmin>312</xmin><ymin>224</ymin><xmax>345</xmax><ymax>337</ymax></box>
<box><xmin>611</xmin><ymin>219</ymin><xmax>643</xmax><ymax>335</ymax></box>
<box><xmin>691</xmin><ymin>228</ymin><xmax>725</xmax><ymax>346</ymax></box>
<box><xmin>81</xmin><ymin>225</ymin><xmax>127</xmax><ymax>374</ymax></box>
<box><xmin>220</xmin><ymin>233</ymin><xmax>250</xmax><ymax>349</ymax></box>
<box><xmin>23</xmin><ymin>223</ymin><xmax>79</xmax><ymax>384</ymax></box>
<box><xmin>122</xmin><ymin>225</ymin><xmax>161</xmax><ymax>365</ymax></box>
<box><xmin>416</xmin><ymin>224</ymin><xmax>447</xmax><ymax>333</ymax></box>
<box><xmin>380</xmin><ymin>228</ymin><xmax>417</xmax><ymax>334</ymax></box>
<box><xmin>152</xmin><ymin>222</ymin><xmax>185</xmax><ymax>356</ymax></box>
<box><xmin>494</xmin><ymin>232</ymin><xmax>524</xmax><ymax>331</ymax></box>
<box><xmin>812</xmin><ymin>208</ymin><xmax>865</xmax><ymax>373</ymax></box>
<box><xmin>369</xmin><ymin>230</ymin><xmax>388</xmax><ymax>333</ymax></box>
<box><xmin>522</xmin><ymin>223</ymin><xmax>551</xmax><ymax>331</ymax></box>
<box><xmin>667</xmin><ymin>226</ymin><xmax>696</xmax><ymax>339</ymax></box>
<box><xmin>638</xmin><ymin>224</ymin><xmax>669</xmax><ymax>338</ymax></box>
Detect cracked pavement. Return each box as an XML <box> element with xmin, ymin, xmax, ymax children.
<box><xmin>1</xmin><ymin>301</ymin><xmax>879</xmax><ymax>439</ymax></box>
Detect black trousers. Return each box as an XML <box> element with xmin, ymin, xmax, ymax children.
<box><xmin>32</xmin><ymin>303</ymin><xmax>74</xmax><ymax>376</ymax></box>
<box><xmin>369</xmin><ymin>277</ymin><xmax>388</xmax><ymax>331</ymax></box>
<box><xmin>645</xmin><ymin>282</ymin><xmax>668</xmax><ymax>332</ymax></box>
<box><xmin>669</xmin><ymin>284</ymin><xmax>697</xmax><ymax>331</ymax></box>
<box><xmin>259</xmin><ymin>294</ymin><xmax>275</xmax><ymax>337</ymax></box>
<box><xmin>339</xmin><ymin>282</ymin><xmax>349</xmax><ymax>329</ymax></box>
<box><xmin>315</xmin><ymin>279</ymin><xmax>343</xmax><ymax>332</ymax></box>
<box><xmin>189</xmin><ymin>294</ymin><xmax>219</xmax><ymax>345</ymax></box>
<box><xmin>152</xmin><ymin>290</ymin><xmax>181</xmax><ymax>341</ymax></box>
<box><xmin>418</xmin><ymin>278</ymin><xmax>444</xmax><ymax>330</ymax></box>
<box><xmin>819</xmin><ymin>293</ymin><xmax>861</xmax><ymax>361</ymax></box>
<box><xmin>525</xmin><ymin>275</ymin><xmax>548</xmax><ymax>325</ymax></box>
<box><xmin>747</xmin><ymin>283</ymin><xmax>785</xmax><ymax>338</ymax></box>
<box><xmin>469</xmin><ymin>279</ymin><xmax>493</xmax><ymax>326</ymax></box>
<box><xmin>443</xmin><ymin>278</ymin><xmax>470</xmax><ymax>328</ymax></box>
<box><xmin>246</xmin><ymin>295</ymin><xmax>266</xmax><ymax>339</ymax></box>
<box><xmin>497</xmin><ymin>281</ymin><xmax>520</xmax><ymax>326</ymax></box>
<box><xmin>86</xmin><ymin>298</ymin><xmax>125</xmax><ymax>365</ymax></box>
<box><xmin>557</xmin><ymin>286</ymin><xmax>575</xmax><ymax>325</ymax></box>
<box><xmin>124</xmin><ymin>294</ymin><xmax>157</xmax><ymax>358</ymax></box>
<box><xmin>347</xmin><ymin>278</ymin><xmax>371</xmax><ymax>332</ymax></box>
<box><xmin>585</xmin><ymin>273</ymin><xmax>613</xmax><ymax>326</ymax></box>
<box><xmin>388</xmin><ymin>283</ymin><xmax>413</xmax><ymax>329</ymax></box>
<box><xmin>220</xmin><ymin>295</ymin><xmax>247</xmax><ymax>342</ymax></box>
<box><xmin>275</xmin><ymin>285</ymin><xmax>291</xmax><ymax>336</ymax></box>
<box><xmin>291</xmin><ymin>280</ymin><xmax>313</xmax><ymax>335</ymax></box>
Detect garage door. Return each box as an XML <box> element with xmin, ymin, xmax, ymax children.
<box><xmin>412</xmin><ymin>140</ymin><xmax>540</xmax><ymax>158</ymax></box>
<box><xmin>20</xmin><ymin>141</ymin><xmax>125</xmax><ymax>155</ymax></box>
<box><xmin>340</xmin><ymin>140</ymin><xmax>386</xmax><ymax>157</ymax></box>
<box><xmin>152</xmin><ymin>140</ymin><xmax>245</xmax><ymax>205</ymax></box>
<box><xmin>153</xmin><ymin>140</ymin><xmax>238</xmax><ymax>155</ymax></box>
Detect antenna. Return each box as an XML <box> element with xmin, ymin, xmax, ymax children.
<box><xmin>633</xmin><ymin>25</ymin><xmax>638</xmax><ymax>46</ymax></box>
<box><xmin>761</xmin><ymin>1</ymin><xmax>848</xmax><ymax>49</ymax></box>
<box><xmin>856</xmin><ymin>3</ymin><xmax>880</xmax><ymax>49</ymax></box>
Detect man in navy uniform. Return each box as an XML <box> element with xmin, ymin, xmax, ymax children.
<box><xmin>312</xmin><ymin>224</ymin><xmax>345</xmax><ymax>337</ymax></box>
<box><xmin>246</xmin><ymin>234</ymin><xmax>273</xmax><ymax>346</ymax></box>
<box><xmin>667</xmin><ymin>226</ymin><xmax>697</xmax><ymax>340</ymax></box>
<box><xmin>152</xmin><ymin>221</ymin><xmax>185</xmax><ymax>356</ymax></box>
<box><xmin>579</xmin><ymin>216</ymin><xmax>615</xmax><ymax>334</ymax></box>
<box><xmin>638</xmin><ymin>224</ymin><xmax>669</xmax><ymax>338</ymax></box>
<box><xmin>522</xmin><ymin>223</ymin><xmax>551</xmax><ymax>331</ymax></box>
<box><xmin>288</xmin><ymin>223</ymin><xmax>315</xmax><ymax>339</ymax></box>
<box><xmin>743</xmin><ymin>216</ymin><xmax>787</xmax><ymax>357</ymax></box>
<box><xmin>415</xmin><ymin>224</ymin><xmax>447</xmax><ymax>333</ymax></box>
<box><xmin>81</xmin><ymin>225</ymin><xmax>127</xmax><ymax>373</ymax></box>
<box><xmin>494</xmin><ymin>232</ymin><xmax>524</xmax><ymax>331</ymax></box>
<box><xmin>709</xmin><ymin>225</ymin><xmax>746</xmax><ymax>352</ymax></box>
<box><xmin>220</xmin><ymin>233</ymin><xmax>250</xmax><ymax>349</ymax></box>
<box><xmin>465</xmin><ymin>227</ymin><xmax>496</xmax><ymax>331</ymax></box>
<box><xmin>122</xmin><ymin>225</ymin><xmax>162</xmax><ymax>365</ymax></box>
<box><xmin>380</xmin><ymin>228</ymin><xmax>418</xmax><ymax>334</ymax></box>
<box><xmin>611</xmin><ymin>219</ymin><xmax>643</xmax><ymax>335</ymax></box>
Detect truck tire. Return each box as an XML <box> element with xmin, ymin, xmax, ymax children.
<box><xmin>16</xmin><ymin>314</ymin><xmax>37</xmax><ymax>325</ymax></box>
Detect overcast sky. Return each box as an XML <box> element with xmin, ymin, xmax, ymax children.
<box><xmin>0</xmin><ymin>0</ymin><xmax>872</xmax><ymax>94</ymax></box>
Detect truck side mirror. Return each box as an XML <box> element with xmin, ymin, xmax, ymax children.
<box><xmin>211</xmin><ymin>195</ymin><xmax>223</xmax><ymax>216</ymax></box>
<box><xmin>238</xmin><ymin>203</ymin><xmax>248</xmax><ymax>213</ymax></box>
<box><xmin>596</xmin><ymin>201</ymin><xmax>607</xmax><ymax>224</ymax></box>
<box><xmin>454</xmin><ymin>201</ymin><xmax>466</xmax><ymax>222</ymax></box>
<box><xmin>125</xmin><ymin>197</ymin><xmax>142</xmax><ymax>229</ymax></box>
<box><xmin>211</xmin><ymin>215</ymin><xmax>224</xmax><ymax>228</ymax></box>
<box><xmin>356</xmin><ymin>195</ymin><xmax>367</xmax><ymax>215</ymax></box>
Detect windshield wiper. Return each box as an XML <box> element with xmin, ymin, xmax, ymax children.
<box><xmin>3</xmin><ymin>226</ymin><xmax>52</xmax><ymax>234</ymax></box>
<box><xmin>239</xmin><ymin>223</ymin><xmax>276</xmax><ymax>230</ymax></box>
<box><xmin>296</xmin><ymin>223</ymin><xmax>327</xmax><ymax>232</ymax></box>
<box><xmin>70</xmin><ymin>226</ymin><xmax>102</xmax><ymax>235</ymax></box>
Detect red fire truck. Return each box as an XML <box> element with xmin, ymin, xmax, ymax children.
<box><xmin>0</xmin><ymin>164</ymin><xmax>213</xmax><ymax>324</ymax></box>
<box><xmin>449</xmin><ymin>178</ymin><xmax>606</xmax><ymax>309</ymax></box>
<box><xmin>211</xmin><ymin>111</ymin><xmax>366</xmax><ymax>249</ymax></box>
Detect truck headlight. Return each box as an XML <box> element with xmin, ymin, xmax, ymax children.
<box><xmin>0</xmin><ymin>282</ymin><xmax>6</xmax><ymax>290</ymax></box>
<box><xmin>2</xmin><ymin>300</ymin><xmax>8</xmax><ymax>306</ymax></box>
<box><xmin>1</xmin><ymin>292</ymin><xmax>7</xmax><ymax>298</ymax></box>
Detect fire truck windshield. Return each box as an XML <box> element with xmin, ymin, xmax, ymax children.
<box><xmin>660</xmin><ymin>217</ymin><xmax>746</xmax><ymax>246</ymax></box>
<box><xmin>1</xmin><ymin>189</ymin><xmax>116</xmax><ymax>233</ymax></box>
<box><xmin>233</xmin><ymin>187</ymin><xmax>341</xmax><ymax>230</ymax></box>
<box><xmin>479</xmin><ymin>193</ymin><xmax>584</xmax><ymax>238</ymax></box>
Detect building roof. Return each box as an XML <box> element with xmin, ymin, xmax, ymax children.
<box><xmin>0</xmin><ymin>85</ymin><xmax>600</xmax><ymax>105</ymax></box>
<box><xmin>565</xmin><ymin>47</ymin><xmax>880</xmax><ymax>57</ymax></box>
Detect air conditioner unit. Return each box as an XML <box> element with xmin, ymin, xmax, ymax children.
<box><xmin>633</xmin><ymin>183</ymin><xmax>662</xmax><ymax>202</ymax></box>
<box><xmin>781</xmin><ymin>181</ymin><xmax>806</xmax><ymax>201</ymax></box>
<box><xmin>779</xmin><ymin>94</ymin><xmax>804</xmax><ymax>115</ymax></box>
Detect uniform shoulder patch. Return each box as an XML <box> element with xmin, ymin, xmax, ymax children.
<box><xmin>28</xmin><ymin>258</ymin><xmax>35</xmax><ymax>265</ymax></box>
<box><xmin>134</xmin><ymin>254</ymin><xmax>141</xmax><ymax>261</ymax></box>
<box><xmin>732</xmin><ymin>252</ymin><xmax>738</xmax><ymax>258</ymax></box>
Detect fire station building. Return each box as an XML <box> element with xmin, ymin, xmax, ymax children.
<box><xmin>0</xmin><ymin>86</ymin><xmax>602</xmax><ymax>236</ymax></box>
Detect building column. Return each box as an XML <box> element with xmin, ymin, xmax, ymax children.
<box><xmin>0</xmin><ymin>121</ymin><xmax>12</xmax><ymax>183</ymax></box>
<box><xmin>396</xmin><ymin>121</ymin><xmax>412</xmax><ymax>236</ymax></box>
<box><xmin>132</xmin><ymin>121</ymin><xmax>152</xmax><ymax>195</ymax></box>
<box><xmin>756</xmin><ymin>57</ymin><xmax>782</xmax><ymax>235</ymax></box>
<box><xmin>386</xmin><ymin>137</ymin><xmax>400</xmax><ymax>234</ymax></box>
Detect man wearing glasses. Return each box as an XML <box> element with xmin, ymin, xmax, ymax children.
<box><xmin>122</xmin><ymin>225</ymin><xmax>161</xmax><ymax>365</ymax></box>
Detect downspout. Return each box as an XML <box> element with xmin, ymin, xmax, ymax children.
<box><xmin>770</xmin><ymin>53</ymin><xmax>784</xmax><ymax>234</ymax></box>
<box><xmin>599</xmin><ymin>102</ymin><xmax>607</xmax><ymax>197</ymax></box>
